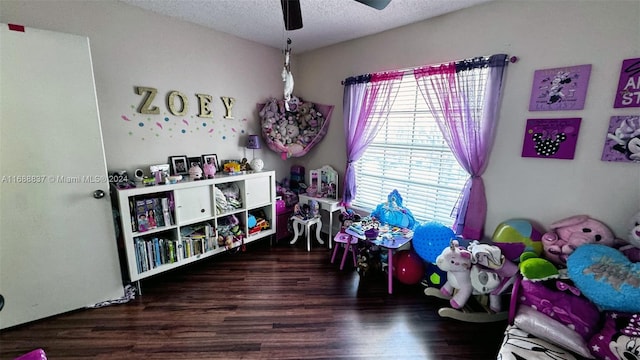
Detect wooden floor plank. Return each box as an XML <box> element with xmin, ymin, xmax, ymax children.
<box><xmin>0</xmin><ymin>239</ymin><xmax>506</xmax><ymax>359</ymax></box>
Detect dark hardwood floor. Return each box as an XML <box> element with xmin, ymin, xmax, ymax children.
<box><xmin>1</xmin><ymin>238</ymin><xmax>506</xmax><ymax>359</ymax></box>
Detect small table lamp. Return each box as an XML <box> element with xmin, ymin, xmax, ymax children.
<box><xmin>246</xmin><ymin>134</ymin><xmax>264</xmax><ymax>171</ymax></box>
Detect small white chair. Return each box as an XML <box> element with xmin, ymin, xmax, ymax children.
<box><xmin>290</xmin><ymin>215</ymin><xmax>324</xmax><ymax>251</ymax></box>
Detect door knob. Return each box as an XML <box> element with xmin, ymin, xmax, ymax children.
<box><xmin>93</xmin><ymin>189</ymin><xmax>105</xmax><ymax>199</ymax></box>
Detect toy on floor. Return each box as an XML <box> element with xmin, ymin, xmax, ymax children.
<box><xmin>542</xmin><ymin>215</ymin><xmax>617</xmax><ymax>267</ymax></box>
<box><xmin>392</xmin><ymin>250</ymin><xmax>425</xmax><ymax>285</ymax></box>
<box><xmin>413</xmin><ymin>221</ymin><xmax>456</xmax><ymax>263</ymax></box>
<box><xmin>426</xmin><ymin>238</ymin><xmax>517</xmax><ymax>322</ymax></box>
<box><xmin>435</xmin><ymin>240</ymin><xmax>473</xmax><ymax>309</ymax></box>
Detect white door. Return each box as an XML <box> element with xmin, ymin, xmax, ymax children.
<box><xmin>0</xmin><ymin>24</ymin><xmax>124</xmax><ymax>329</ymax></box>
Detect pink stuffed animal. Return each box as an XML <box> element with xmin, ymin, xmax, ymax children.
<box><xmin>542</xmin><ymin>215</ymin><xmax>616</xmax><ymax>266</ymax></box>
<box><xmin>203</xmin><ymin>162</ymin><xmax>216</xmax><ymax>179</ymax></box>
<box><xmin>436</xmin><ymin>240</ymin><xmax>473</xmax><ymax>309</ymax></box>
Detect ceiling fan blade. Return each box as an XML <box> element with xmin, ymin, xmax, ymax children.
<box><xmin>354</xmin><ymin>0</ymin><xmax>391</xmax><ymax>10</ymax></box>
<box><xmin>281</xmin><ymin>0</ymin><xmax>303</xmax><ymax>31</ymax></box>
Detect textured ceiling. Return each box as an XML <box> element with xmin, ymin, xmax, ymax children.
<box><xmin>119</xmin><ymin>0</ymin><xmax>494</xmax><ymax>53</ymax></box>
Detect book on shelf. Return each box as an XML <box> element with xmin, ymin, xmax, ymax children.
<box><xmin>135</xmin><ymin>199</ymin><xmax>154</xmax><ymax>232</ymax></box>
<box><xmin>131</xmin><ymin>194</ymin><xmax>174</xmax><ymax>232</ymax></box>
<box><xmin>153</xmin><ymin>198</ymin><xmax>165</xmax><ymax>227</ymax></box>
<box><xmin>161</xmin><ymin>197</ymin><xmax>173</xmax><ymax>226</ymax></box>
<box><xmin>133</xmin><ymin>236</ymin><xmax>179</xmax><ymax>273</ymax></box>
<box><xmin>180</xmin><ymin>222</ymin><xmax>216</xmax><ymax>258</ymax></box>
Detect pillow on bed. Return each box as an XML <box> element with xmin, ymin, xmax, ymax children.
<box><xmin>518</xmin><ymin>278</ymin><xmax>601</xmax><ymax>341</ymax></box>
<box><xmin>567</xmin><ymin>244</ymin><xmax>640</xmax><ymax>313</ymax></box>
<box><xmin>514</xmin><ymin>306</ymin><xmax>594</xmax><ymax>358</ymax></box>
<box><xmin>498</xmin><ymin>325</ymin><xmax>578</xmax><ymax>360</ymax></box>
<box><xmin>588</xmin><ymin>311</ymin><xmax>640</xmax><ymax>360</ymax></box>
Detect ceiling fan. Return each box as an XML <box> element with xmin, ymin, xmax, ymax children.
<box><xmin>280</xmin><ymin>0</ymin><xmax>392</xmax><ymax>31</ymax></box>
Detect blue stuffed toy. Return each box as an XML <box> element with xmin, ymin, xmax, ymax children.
<box><xmin>370</xmin><ymin>189</ymin><xmax>416</xmax><ymax>229</ymax></box>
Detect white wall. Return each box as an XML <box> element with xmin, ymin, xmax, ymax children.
<box><xmin>3</xmin><ymin>0</ymin><xmax>639</xmax><ymax>239</ymax></box>
<box><xmin>296</xmin><ymin>0</ymin><xmax>640</xmax><ymax>238</ymax></box>
<box><xmin>0</xmin><ymin>0</ymin><xmax>292</xmax><ymax>178</ymax></box>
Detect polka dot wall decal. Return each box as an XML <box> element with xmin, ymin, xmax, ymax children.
<box><xmin>202</xmin><ymin>122</ymin><xmax>207</xmax><ymax>127</ymax></box>
<box><xmin>165</xmin><ymin>117</ymin><xmax>170</xmax><ymax>122</ymax></box>
<box><xmin>138</xmin><ymin>122</ymin><xmax>144</xmax><ymax>127</ymax></box>
<box><xmin>181</xmin><ymin>129</ymin><xmax>186</xmax><ymax>134</ymax></box>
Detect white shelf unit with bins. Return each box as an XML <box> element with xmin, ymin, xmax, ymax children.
<box><xmin>112</xmin><ymin>171</ymin><xmax>276</xmax><ymax>282</ymax></box>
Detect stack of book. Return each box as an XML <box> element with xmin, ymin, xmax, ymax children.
<box><xmin>133</xmin><ymin>237</ymin><xmax>179</xmax><ymax>273</ymax></box>
<box><xmin>180</xmin><ymin>223</ymin><xmax>217</xmax><ymax>258</ymax></box>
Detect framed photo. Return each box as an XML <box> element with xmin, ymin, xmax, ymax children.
<box><xmin>169</xmin><ymin>155</ymin><xmax>188</xmax><ymax>175</ymax></box>
<box><xmin>201</xmin><ymin>154</ymin><xmax>219</xmax><ymax>171</ymax></box>
<box><xmin>529</xmin><ymin>64</ymin><xmax>592</xmax><ymax>111</ymax></box>
<box><xmin>187</xmin><ymin>157</ymin><xmax>202</xmax><ymax>169</ymax></box>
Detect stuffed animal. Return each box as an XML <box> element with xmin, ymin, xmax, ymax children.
<box><xmin>542</xmin><ymin>215</ymin><xmax>616</xmax><ymax>266</ymax></box>
<box><xmin>467</xmin><ymin>241</ymin><xmax>519</xmax><ymax>312</ymax></box>
<box><xmin>436</xmin><ymin>240</ymin><xmax>473</xmax><ymax>309</ymax></box>
<box><xmin>619</xmin><ymin>210</ymin><xmax>640</xmax><ymax>262</ymax></box>
<box><xmin>203</xmin><ymin>161</ymin><xmax>216</xmax><ymax>179</ymax></box>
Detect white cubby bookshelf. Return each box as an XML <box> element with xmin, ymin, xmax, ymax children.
<box><xmin>111</xmin><ymin>171</ymin><xmax>276</xmax><ymax>282</ymax></box>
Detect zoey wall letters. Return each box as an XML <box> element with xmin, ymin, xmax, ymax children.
<box><xmin>123</xmin><ymin>86</ymin><xmax>249</xmax><ymax>141</ymax></box>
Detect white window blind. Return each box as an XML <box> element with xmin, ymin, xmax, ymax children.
<box><xmin>352</xmin><ymin>73</ymin><xmax>476</xmax><ymax>227</ymax></box>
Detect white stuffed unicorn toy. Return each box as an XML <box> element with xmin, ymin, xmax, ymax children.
<box><xmin>436</xmin><ymin>240</ymin><xmax>473</xmax><ymax>309</ymax></box>
<box><xmin>281</xmin><ymin>44</ymin><xmax>294</xmax><ymax>110</ymax></box>
<box><xmin>436</xmin><ymin>239</ymin><xmax>513</xmax><ymax>312</ymax></box>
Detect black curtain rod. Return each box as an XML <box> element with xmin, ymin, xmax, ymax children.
<box><xmin>341</xmin><ymin>55</ymin><xmax>518</xmax><ymax>85</ymax></box>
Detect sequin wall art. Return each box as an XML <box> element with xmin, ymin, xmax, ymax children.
<box><xmin>522</xmin><ymin>118</ymin><xmax>582</xmax><ymax>160</ymax></box>
<box><xmin>529</xmin><ymin>64</ymin><xmax>592</xmax><ymax>111</ymax></box>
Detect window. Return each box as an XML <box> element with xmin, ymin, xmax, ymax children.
<box><xmin>352</xmin><ymin>73</ymin><xmax>471</xmax><ymax>227</ymax></box>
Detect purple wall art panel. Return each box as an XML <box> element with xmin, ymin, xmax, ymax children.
<box><xmin>529</xmin><ymin>64</ymin><xmax>592</xmax><ymax>111</ymax></box>
<box><xmin>601</xmin><ymin>115</ymin><xmax>640</xmax><ymax>163</ymax></box>
<box><xmin>613</xmin><ymin>58</ymin><xmax>640</xmax><ymax>108</ymax></box>
<box><xmin>522</xmin><ymin>118</ymin><xmax>582</xmax><ymax>160</ymax></box>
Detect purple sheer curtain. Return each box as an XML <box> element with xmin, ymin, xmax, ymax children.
<box><xmin>414</xmin><ymin>54</ymin><xmax>507</xmax><ymax>239</ymax></box>
<box><xmin>342</xmin><ymin>71</ymin><xmax>404</xmax><ymax>205</ymax></box>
